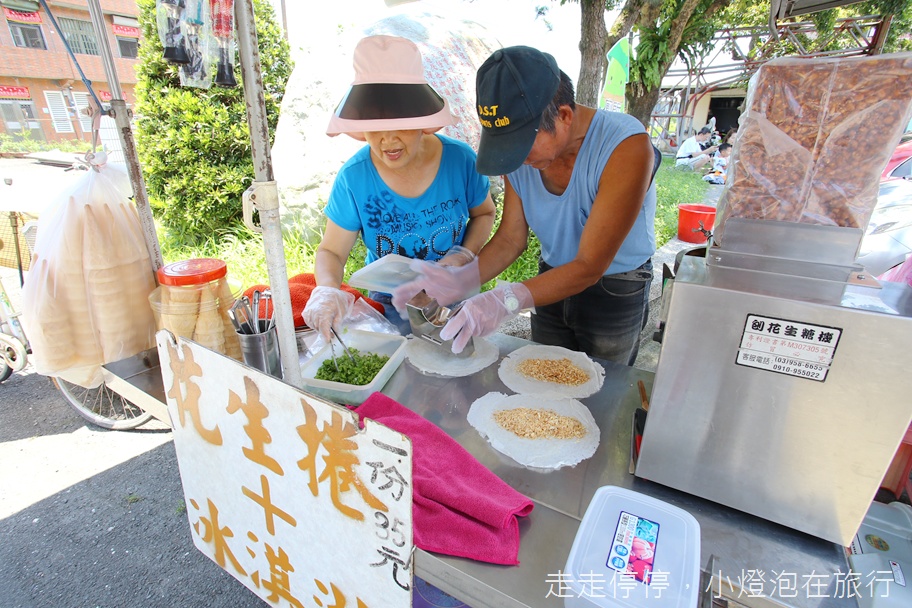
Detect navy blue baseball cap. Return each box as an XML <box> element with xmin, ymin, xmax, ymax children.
<box><xmin>475</xmin><ymin>46</ymin><xmax>560</xmax><ymax>176</ymax></box>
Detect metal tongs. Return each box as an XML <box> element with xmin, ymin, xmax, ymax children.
<box><xmin>328</xmin><ymin>326</ymin><xmax>356</xmax><ymax>371</ymax></box>
<box><xmin>228</xmin><ymin>289</ymin><xmax>273</xmax><ymax>335</ymax></box>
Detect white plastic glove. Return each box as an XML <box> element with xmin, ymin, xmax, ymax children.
<box><xmin>440</xmin><ymin>283</ymin><xmax>533</xmax><ymax>354</ymax></box>
<box><xmin>302</xmin><ymin>286</ymin><xmax>355</xmax><ymax>341</ymax></box>
<box><xmin>437</xmin><ymin>245</ymin><xmax>476</xmax><ymax>268</ymax></box>
<box><xmin>391</xmin><ymin>256</ymin><xmax>481</xmax><ymax>316</ymax></box>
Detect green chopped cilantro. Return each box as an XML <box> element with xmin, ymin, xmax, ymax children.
<box><xmin>314</xmin><ymin>348</ymin><xmax>390</xmax><ymax>385</ymax></box>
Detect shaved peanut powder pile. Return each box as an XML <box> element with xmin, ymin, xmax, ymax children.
<box><xmin>493</xmin><ymin>408</ymin><xmax>587</xmax><ymax>440</ymax></box>
<box><xmin>515</xmin><ymin>357</ymin><xmax>590</xmax><ymax>386</ymax></box>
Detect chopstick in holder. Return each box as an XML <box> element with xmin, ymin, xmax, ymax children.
<box><xmin>637</xmin><ymin>380</ymin><xmax>650</xmax><ymax>411</ymax></box>
<box><xmin>232</xmin><ymin>299</ymin><xmax>255</xmax><ymax>334</ymax></box>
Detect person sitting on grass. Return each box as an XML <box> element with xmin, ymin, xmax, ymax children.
<box><xmin>675</xmin><ymin>126</ymin><xmax>717</xmax><ymax>171</ymax></box>
<box><xmin>703</xmin><ymin>142</ymin><xmax>732</xmax><ymax>185</ymax></box>
<box><xmin>303</xmin><ymin>35</ymin><xmax>496</xmax><ymax>338</ymax></box>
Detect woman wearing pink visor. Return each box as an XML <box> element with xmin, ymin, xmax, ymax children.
<box><xmin>304</xmin><ymin>34</ymin><xmax>496</xmax><ymax>337</ymax></box>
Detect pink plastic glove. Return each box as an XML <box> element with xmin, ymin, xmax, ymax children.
<box><xmin>440</xmin><ymin>283</ymin><xmax>533</xmax><ymax>354</ymax></box>
<box><xmin>302</xmin><ymin>286</ymin><xmax>355</xmax><ymax>341</ymax></box>
<box><xmin>391</xmin><ymin>256</ymin><xmax>481</xmax><ymax>316</ymax></box>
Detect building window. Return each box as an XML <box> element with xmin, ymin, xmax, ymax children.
<box><xmin>116</xmin><ymin>36</ymin><xmax>138</xmax><ymax>59</ymax></box>
<box><xmin>9</xmin><ymin>22</ymin><xmax>46</xmax><ymax>49</ymax></box>
<box><xmin>0</xmin><ymin>100</ymin><xmax>44</xmax><ymax>141</ymax></box>
<box><xmin>57</xmin><ymin>17</ymin><xmax>99</xmax><ymax>56</ymax></box>
<box><xmin>43</xmin><ymin>90</ymin><xmax>74</xmax><ymax>133</ymax></box>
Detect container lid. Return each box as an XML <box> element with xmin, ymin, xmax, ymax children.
<box><xmin>157</xmin><ymin>258</ymin><xmax>227</xmax><ymax>286</ymax></box>
<box><xmin>348</xmin><ymin>254</ymin><xmax>419</xmax><ymax>293</ymax></box>
<box><xmin>564</xmin><ymin>486</ymin><xmax>701</xmax><ymax>608</ymax></box>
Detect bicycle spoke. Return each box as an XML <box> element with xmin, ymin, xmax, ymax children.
<box><xmin>53</xmin><ymin>378</ymin><xmax>152</xmax><ymax>430</ymax></box>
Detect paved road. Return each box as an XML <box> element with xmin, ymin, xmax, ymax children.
<box><xmin>0</xmin><ymin>158</ymin><xmax>268</xmax><ymax>607</ymax></box>
<box><xmin>0</xmin><ymin>345</ymin><xmax>267</xmax><ymax>607</ymax></box>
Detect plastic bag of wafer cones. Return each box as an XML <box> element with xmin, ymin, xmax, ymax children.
<box><xmin>21</xmin><ymin>157</ymin><xmax>157</xmax><ymax>388</ymax></box>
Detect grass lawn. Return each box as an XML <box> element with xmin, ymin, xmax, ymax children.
<box><xmin>160</xmin><ymin>157</ymin><xmax>710</xmax><ymax>290</ymax></box>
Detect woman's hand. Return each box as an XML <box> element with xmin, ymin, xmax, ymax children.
<box><xmin>391</xmin><ymin>257</ymin><xmax>481</xmax><ymax>315</ymax></box>
<box><xmin>302</xmin><ymin>286</ymin><xmax>355</xmax><ymax>341</ymax></box>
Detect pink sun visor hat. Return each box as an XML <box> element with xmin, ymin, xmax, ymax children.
<box><xmin>326</xmin><ymin>35</ymin><xmax>458</xmax><ymax>140</ymax></box>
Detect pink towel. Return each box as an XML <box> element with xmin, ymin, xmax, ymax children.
<box><xmin>356</xmin><ymin>392</ymin><xmax>534</xmax><ymax>566</ymax></box>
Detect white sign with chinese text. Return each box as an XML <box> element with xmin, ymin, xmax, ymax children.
<box><xmin>736</xmin><ymin>314</ymin><xmax>842</xmax><ymax>382</ymax></box>
<box><xmin>157</xmin><ymin>332</ymin><xmax>413</xmax><ymax>608</ymax></box>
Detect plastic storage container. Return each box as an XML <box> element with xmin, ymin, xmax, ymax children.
<box><xmin>149</xmin><ymin>258</ymin><xmax>241</xmax><ymax>360</ymax></box>
<box><xmin>299</xmin><ymin>329</ymin><xmax>407</xmax><ymax>405</ymax></box>
<box><xmin>564</xmin><ymin>486</ymin><xmax>701</xmax><ymax>608</ymax></box>
<box><xmin>848</xmin><ymin>500</ymin><xmax>912</xmax><ymax>608</ymax></box>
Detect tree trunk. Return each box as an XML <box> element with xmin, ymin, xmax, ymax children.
<box><xmin>626</xmin><ymin>83</ymin><xmax>662</xmax><ymax>129</ymax></box>
<box><xmin>576</xmin><ymin>0</ymin><xmax>608</xmax><ymax>106</ymax></box>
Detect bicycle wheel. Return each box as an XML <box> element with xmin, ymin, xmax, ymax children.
<box><xmin>0</xmin><ymin>361</ymin><xmax>11</xmax><ymax>383</ymax></box>
<box><xmin>1</xmin><ymin>333</ymin><xmax>27</xmax><ymax>374</ymax></box>
<box><xmin>52</xmin><ymin>377</ymin><xmax>153</xmax><ymax>430</ymax></box>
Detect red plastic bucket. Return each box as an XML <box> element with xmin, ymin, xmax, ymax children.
<box><xmin>677</xmin><ymin>204</ymin><xmax>716</xmax><ymax>243</ymax></box>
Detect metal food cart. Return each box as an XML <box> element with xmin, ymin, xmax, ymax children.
<box><xmin>60</xmin><ymin>2</ymin><xmax>908</xmax><ymax>607</ymax></box>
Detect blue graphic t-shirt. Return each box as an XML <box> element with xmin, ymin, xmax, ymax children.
<box><xmin>325</xmin><ymin>134</ymin><xmax>490</xmax><ymax>265</ymax></box>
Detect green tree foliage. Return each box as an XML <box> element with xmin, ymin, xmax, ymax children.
<box><xmin>569</xmin><ymin>0</ymin><xmax>909</xmax><ymax>124</ymax></box>
<box><xmin>720</xmin><ymin>0</ymin><xmax>911</xmax><ymax>57</ymax></box>
<box><xmin>863</xmin><ymin>0</ymin><xmax>912</xmax><ymax>52</ymax></box>
<box><xmin>133</xmin><ymin>0</ymin><xmax>293</xmax><ymax>244</ymax></box>
<box><xmin>625</xmin><ymin>0</ymin><xmax>731</xmax><ymax>125</ymax></box>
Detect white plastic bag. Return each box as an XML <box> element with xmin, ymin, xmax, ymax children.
<box><xmin>304</xmin><ymin>298</ymin><xmax>399</xmax><ymax>360</ymax></box>
<box><xmin>21</xmin><ymin>158</ymin><xmax>157</xmax><ymax>388</ymax></box>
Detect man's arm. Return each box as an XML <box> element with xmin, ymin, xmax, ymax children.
<box><xmin>476</xmin><ymin>178</ymin><xmax>530</xmax><ymax>283</ymax></box>
<box><xmin>518</xmin><ymin>133</ymin><xmax>654</xmax><ymax>306</ymax></box>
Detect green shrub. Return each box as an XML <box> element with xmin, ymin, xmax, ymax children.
<box><xmin>0</xmin><ymin>131</ymin><xmax>91</xmax><ymax>154</ymax></box>
<box><xmin>134</xmin><ymin>0</ymin><xmax>292</xmax><ymax>245</ymax></box>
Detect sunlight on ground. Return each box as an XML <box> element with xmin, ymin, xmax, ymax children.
<box><xmin>0</xmin><ymin>398</ymin><xmax>172</xmax><ymax>519</ymax></box>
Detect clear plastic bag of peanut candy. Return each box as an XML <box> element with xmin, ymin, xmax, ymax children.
<box><xmin>713</xmin><ymin>53</ymin><xmax>912</xmax><ymax>247</ymax></box>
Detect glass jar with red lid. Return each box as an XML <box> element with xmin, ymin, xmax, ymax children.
<box><xmin>148</xmin><ymin>258</ymin><xmax>241</xmax><ymax>359</ymax></box>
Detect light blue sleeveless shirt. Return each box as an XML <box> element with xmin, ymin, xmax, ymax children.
<box><xmin>510</xmin><ymin>111</ymin><xmax>656</xmax><ymax>275</ymax></box>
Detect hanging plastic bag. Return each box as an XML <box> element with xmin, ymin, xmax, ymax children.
<box><xmin>20</xmin><ymin>154</ymin><xmax>158</xmax><ymax>388</ymax></box>
<box><xmin>179</xmin><ymin>0</ymin><xmax>214</xmax><ymax>88</ymax></box>
<box><xmin>210</xmin><ymin>0</ymin><xmax>238</xmax><ymax>87</ymax></box>
<box><xmin>156</xmin><ymin>0</ymin><xmax>191</xmax><ymax>65</ymax></box>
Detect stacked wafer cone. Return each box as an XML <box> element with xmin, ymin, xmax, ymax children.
<box><xmin>216</xmin><ymin>277</ymin><xmax>242</xmax><ymax>360</ymax></box>
<box><xmin>192</xmin><ymin>283</ymin><xmax>226</xmax><ymax>353</ymax></box>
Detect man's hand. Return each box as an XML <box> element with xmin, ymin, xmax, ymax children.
<box><xmin>439</xmin><ymin>283</ymin><xmax>533</xmax><ymax>354</ymax></box>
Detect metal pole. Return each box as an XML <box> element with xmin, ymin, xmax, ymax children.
<box><xmin>85</xmin><ymin>0</ymin><xmax>164</xmax><ymax>273</ymax></box>
<box><xmin>234</xmin><ymin>0</ymin><xmax>302</xmax><ymax>387</ymax></box>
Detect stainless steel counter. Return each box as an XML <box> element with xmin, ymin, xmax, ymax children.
<box><xmin>382</xmin><ymin>334</ymin><xmax>857</xmax><ymax>608</ymax></box>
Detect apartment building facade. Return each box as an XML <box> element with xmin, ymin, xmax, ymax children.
<box><xmin>0</xmin><ymin>0</ymin><xmax>141</xmax><ymax>144</ymax></box>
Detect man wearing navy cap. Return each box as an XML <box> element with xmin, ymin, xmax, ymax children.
<box><xmin>395</xmin><ymin>46</ymin><xmax>657</xmax><ymax>365</ymax></box>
